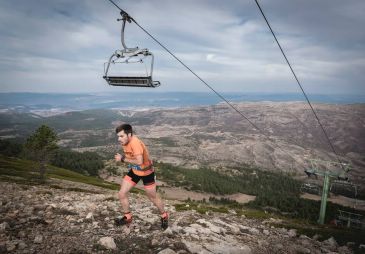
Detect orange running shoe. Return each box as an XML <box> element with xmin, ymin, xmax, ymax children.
<box><xmin>161</xmin><ymin>211</ymin><xmax>169</xmax><ymax>230</ymax></box>
<box><xmin>115</xmin><ymin>212</ymin><xmax>132</xmax><ymax>226</ymax></box>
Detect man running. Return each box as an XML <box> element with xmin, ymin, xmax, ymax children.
<box><xmin>114</xmin><ymin>124</ymin><xmax>168</xmax><ymax>229</ymax></box>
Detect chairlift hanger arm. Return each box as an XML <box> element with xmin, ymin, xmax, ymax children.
<box><xmin>116</xmin><ymin>11</ymin><xmax>139</xmax><ymax>53</ymax></box>
<box><xmin>304</xmin><ymin>169</ymin><xmax>340</xmax><ymax>178</ymax></box>
<box><xmin>309</xmin><ymin>159</ymin><xmax>352</xmax><ymax>174</ymax></box>
<box><xmin>107</xmin><ymin>0</ymin><xmax>140</xmax><ymax>52</ymax></box>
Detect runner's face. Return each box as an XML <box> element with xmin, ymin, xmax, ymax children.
<box><xmin>117</xmin><ymin>130</ymin><xmax>131</xmax><ymax>146</ymax></box>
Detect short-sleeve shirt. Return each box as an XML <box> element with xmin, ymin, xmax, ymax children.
<box><xmin>122</xmin><ymin>135</ymin><xmax>153</xmax><ymax>176</ymax></box>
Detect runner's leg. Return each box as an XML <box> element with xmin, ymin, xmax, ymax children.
<box><xmin>143</xmin><ymin>173</ymin><xmax>168</xmax><ymax>228</ymax></box>
<box><xmin>118</xmin><ymin>177</ymin><xmax>136</xmax><ymax>213</ymax></box>
<box><xmin>145</xmin><ymin>185</ymin><xmax>165</xmax><ymax>213</ymax></box>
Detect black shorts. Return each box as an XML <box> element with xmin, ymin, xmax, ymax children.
<box><xmin>123</xmin><ymin>169</ymin><xmax>156</xmax><ymax>189</ymax></box>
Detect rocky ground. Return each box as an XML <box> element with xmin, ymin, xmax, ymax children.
<box><xmin>0</xmin><ymin>178</ymin><xmax>358</xmax><ymax>254</ymax></box>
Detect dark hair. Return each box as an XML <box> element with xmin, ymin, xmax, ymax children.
<box><xmin>115</xmin><ymin>124</ymin><xmax>133</xmax><ymax>135</ymax></box>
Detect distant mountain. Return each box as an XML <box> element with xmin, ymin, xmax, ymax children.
<box><xmin>0</xmin><ymin>109</ymin><xmax>121</xmax><ymax>143</ymax></box>
<box><xmin>0</xmin><ymin>92</ymin><xmax>364</xmax><ymax>113</ymax></box>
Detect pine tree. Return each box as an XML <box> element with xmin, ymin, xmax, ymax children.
<box><xmin>24</xmin><ymin>125</ymin><xmax>58</xmax><ymax>182</ymax></box>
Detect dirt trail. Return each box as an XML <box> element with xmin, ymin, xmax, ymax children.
<box><xmin>301</xmin><ymin>193</ymin><xmax>365</xmax><ymax>211</ymax></box>
<box><xmin>159</xmin><ymin>186</ymin><xmax>256</xmax><ymax>204</ymax></box>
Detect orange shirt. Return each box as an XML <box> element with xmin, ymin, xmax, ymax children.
<box><xmin>122</xmin><ymin>135</ymin><xmax>153</xmax><ymax>176</ymax></box>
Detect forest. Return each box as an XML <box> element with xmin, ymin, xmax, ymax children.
<box><xmin>0</xmin><ymin>139</ymin><xmax>104</xmax><ymax>176</ymax></box>
<box><xmin>156</xmin><ymin>162</ymin><xmax>365</xmax><ymax>223</ymax></box>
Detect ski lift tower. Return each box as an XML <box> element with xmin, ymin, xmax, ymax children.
<box><xmin>304</xmin><ymin>159</ymin><xmax>352</xmax><ymax>225</ymax></box>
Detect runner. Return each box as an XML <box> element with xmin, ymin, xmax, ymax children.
<box><xmin>114</xmin><ymin>124</ymin><xmax>168</xmax><ymax>229</ymax></box>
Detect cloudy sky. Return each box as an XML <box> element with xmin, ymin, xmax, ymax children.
<box><xmin>0</xmin><ymin>0</ymin><xmax>364</xmax><ymax>95</ymax></box>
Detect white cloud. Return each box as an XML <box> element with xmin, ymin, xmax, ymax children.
<box><xmin>0</xmin><ymin>0</ymin><xmax>364</xmax><ymax>94</ymax></box>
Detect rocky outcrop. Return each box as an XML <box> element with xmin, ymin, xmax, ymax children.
<box><xmin>0</xmin><ymin>180</ymin><xmax>355</xmax><ymax>253</ymax></box>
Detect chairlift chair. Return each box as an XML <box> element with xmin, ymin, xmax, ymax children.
<box><xmin>103</xmin><ymin>12</ymin><xmax>160</xmax><ymax>88</ymax></box>
<box><xmin>335</xmin><ymin>210</ymin><xmax>363</xmax><ymax>229</ymax></box>
<box><xmin>330</xmin><ymin>180</ymin><xmax>358</xmax><ymax>198</ymax></box>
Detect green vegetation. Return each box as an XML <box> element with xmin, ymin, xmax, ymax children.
<box><xmin>157</xmin><ymin>162</ymin><xmax>365</xmax><ymax>223</ymax></box>
<box><xmin>51</xmin><ymin>149</ymin><xmax>104</xmax><ymax>176</ymax></box>
<box><xmin>44</xmin><ymin>109</ymin><xmax>120</xmax><ymax>132</ymax></box>
<box><xmin>24</xmin><ymin>125</ymin><xmax>59</xmax><ymax>181</ymax></box>
<box><xmin>247</xmin><ymin>192</ymin><xmax>365</xmax><ymax>223</ymax></box>
<box><xmin>157</xmin><ymin>162</ymin><xmax>300</xmax><ymax>196</ymax></box>
<box><xmin>0</xmin><ymin>139</ymin><xmax>23</xmax><ymax>157</ymax></box>
<box><xmin>0</xmin><ymin>137</ymin><xmax>106</xmax><ymax>178</ymax></box>
<box><xmin>0</xmin><ymin>155</ymin><xmax>118</xmax><ymax>190</ymax></box>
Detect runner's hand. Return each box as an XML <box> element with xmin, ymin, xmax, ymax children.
<box><xmin>115</xmin><ymin>153</ymin><xmax>125</xmax><ymax>162</ymax></box>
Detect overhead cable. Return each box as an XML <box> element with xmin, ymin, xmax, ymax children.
<box><xmin>253</xmin><ymin>0</ymin><xmax>344</xmax><ymax>168</ymax></box>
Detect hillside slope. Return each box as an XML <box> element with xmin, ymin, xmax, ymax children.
<box><xmin>0</xmin><ymin>179</ymin><xmax>355</xmax><ymax>254</ymax></box>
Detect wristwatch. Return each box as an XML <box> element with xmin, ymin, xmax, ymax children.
<box><xmin>120</xmin><ymin>154</ymin><xmax>126</xmax><ymax>162</ymax></box>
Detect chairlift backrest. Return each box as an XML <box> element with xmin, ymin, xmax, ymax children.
<box><xmin>330</xmin><ymin>180</ymin><xmax>357</xmax><ymax>198</ymax></box>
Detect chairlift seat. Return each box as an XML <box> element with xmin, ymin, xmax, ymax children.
<box><xmin>103</xmin><ymin>76</ymin><xmax>160</xmax><ymax>87</ymax></box>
